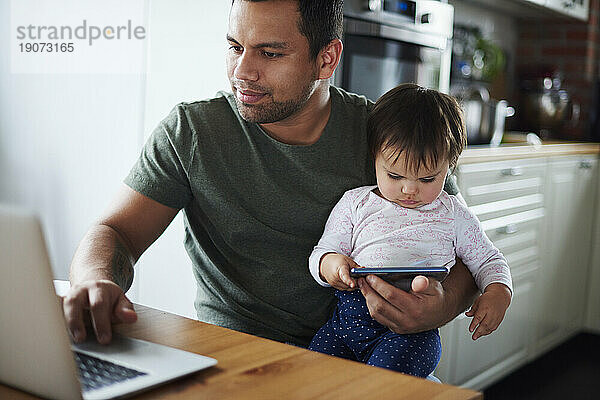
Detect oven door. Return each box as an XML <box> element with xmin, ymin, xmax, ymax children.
<box><xmin>336</xmin><ymin>19</ymin><xmax>452</xmax><ymax>102</ymax></box>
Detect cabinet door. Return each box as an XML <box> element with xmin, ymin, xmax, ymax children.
<box><xmin>586</xmin><ymin>165</ymin><xmax>600</xmax><ymax>331</ymax></box>
<box><xmin>446</xmin><ymin>267</ymin><xmax>537</xmax><ymax>389</ymax></box>
<box><xmin>564</xmin><ymin>157</ymin><xmax>597</xmax><ymax>327</ymax></box>
<box><xmin>537</xmin><ymin>157</ymin><xmax>576</xmax><ymax>350</ymax></box>
<box><xmin>537</xmin><ymin>156</ymin><xmax>598</xmax><ymax>352</ymax></box>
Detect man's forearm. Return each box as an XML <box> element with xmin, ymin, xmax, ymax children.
<box><xmin>69</xmin><ymin>224</ymin><xmax>136</xmax><ymax>291</ymax></box>
<box><xmin>441</xmin><ymin>260</ymin><xmax>479</xmax><ymax>324</ymax></box>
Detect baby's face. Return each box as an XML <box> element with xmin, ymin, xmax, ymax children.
<box><xmin>374</xmin><ymin>149</ymin><xmax>449</xmax><ymax>209</ymax></box>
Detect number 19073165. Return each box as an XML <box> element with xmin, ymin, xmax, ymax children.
<box><xmin>19</xmin><ymin>42</ymin><xmax>74</xmax><ymax>53</ymax></box>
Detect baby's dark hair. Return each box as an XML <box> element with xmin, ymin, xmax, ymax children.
<box><xmin>367</xmin><ymin>83</ymin><xmax>466</xmax><ymax>174</ymax></box>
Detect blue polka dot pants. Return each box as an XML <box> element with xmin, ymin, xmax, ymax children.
<box><xmin>308</xmin><ymin>290</ymin><xmax>441</xmax><ymax>377</ymax></box>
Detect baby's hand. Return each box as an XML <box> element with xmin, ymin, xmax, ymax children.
<box><xmin>465</xmin><ymin>283</ymin><xmax>512</xmax><ymax>340</ymax></box>
<box><xmin>319</xmin><ymin>253</ymin><xmax>360</xmax><ymax>291</ymax></box>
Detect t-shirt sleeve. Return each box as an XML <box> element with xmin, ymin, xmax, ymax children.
<box><xmin>454</xmin><ymin>199</ymin><xmax>513</xmax><ymax>294</ymax></box>
<box><xmin>124</xmin><ymin>105</ymin><xmax>194</xmax><ymax>210</ymax></box>
<box><xmin>308</xmin><ymin>190</ymin><xmax>357</xmax><ymax>287</ymax></box>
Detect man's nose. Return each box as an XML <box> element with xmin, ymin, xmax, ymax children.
<box><xmin>234</xmin><ymin>51</ymin><xmax>259</xmax><ymax>82</ymax></box>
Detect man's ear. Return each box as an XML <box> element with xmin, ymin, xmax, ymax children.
<box><xmin>316</xmin><ymin>39</ymin><xmax>343</xmax><ymax>80</ymax></box>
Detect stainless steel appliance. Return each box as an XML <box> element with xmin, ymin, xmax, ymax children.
<box><xmin>456</xmin><ymin>86</ymin><xmax>515</xmax><ymax>146</ymax></box>
<box><xmin>519</xmin><ymin>70</ymin><xmax>580</xmax><ymax>139</ymax></box>
<box><xmin>335</xmin><ymin>0</ymin><xmax>454</xmax><ymax>101</ymax></box>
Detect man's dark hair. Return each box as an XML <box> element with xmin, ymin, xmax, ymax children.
<box><xmin>367</xmin><ymin>83</ymin><xmax>466</xmax><ymax>174</ymax></box>
<box><xmin>232</xmin><ymin>0</ymin><xmax>344</xmax><ymax>59</ymax></box>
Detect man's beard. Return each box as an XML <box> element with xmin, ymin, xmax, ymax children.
<box><xmin>233</xmin><ymin>79</ymin><xmax>318</xmax><ymax>124</ymax></box>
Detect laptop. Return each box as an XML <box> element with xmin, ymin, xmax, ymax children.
<box><xmin>0</xmin><ymin>205</ymin><xmax>217</xmax><ymax>399</ymax></box>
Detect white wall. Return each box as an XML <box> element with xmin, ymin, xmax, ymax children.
<box><xmin>0</xmin><ymin>0</ymin><xmax>231</xmax><ymax>319</ymax></box>
<box><xmin>0</xmin><ymin>1</ymin><xmax>147</xmax><ymax>279</ymax></box>
<box><xmin>450</xmin><ymin>0</ymin><xmax>519</xmax><ymax>48</ymax></box>
<box><xmin>132</xmin><ymin>0</ymin><xmax>230</xmax><ymax>319</ymax></box>
<box><xmin>449</xmin><ymin>0</ymin><xmax>519</xmax><ymax>98</ymax></box>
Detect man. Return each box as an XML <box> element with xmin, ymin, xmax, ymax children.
<box><xmin>63</xmin><ymin>0</ymin><xmax>478</xmax><ymax>347</ymax></box>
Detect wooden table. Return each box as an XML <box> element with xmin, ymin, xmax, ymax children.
<box><xmin>1</xmin><ymin>305</ymin><xmax>482</xmax><ymax>399</ymax></box>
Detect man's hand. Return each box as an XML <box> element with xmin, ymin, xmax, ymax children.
<box><xmin>357</xmin><ymin>260</ymin><xmax>478</xmax><ymax>334</ymax></box>
<box><xmin>357</xmin><ymin>275</ymin><xmax>448</xmax><ymax>333</ymax></box>
<box><xmin>62</xmin><ymin>280</ymin><xmax>137</xmax><ymax>344</ymax></box>
<box><xmin>465</xmin><ymin>283</ymin><xmax>511</xmax><ymax>340</ymax></box>
<box><xmin>320</xmin><ymin>253</ymin><xmax>360</xmax><ymax>291</ymax></box>
<box><xmin>64</xmin><ymin>185</ymin><xmax>178</xmax><ymax>344</ymax></box>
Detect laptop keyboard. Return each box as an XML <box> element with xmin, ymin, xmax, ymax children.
<box><xmin>74</xmin><ymin>351</ymin><xmax>148</xmax><ymax>392</ymax></box>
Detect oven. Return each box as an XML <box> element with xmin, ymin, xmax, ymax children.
<box><xmin>335</xmin><ymin>0</ymin><xmax>454</xmax><ymax>101</ymax></box>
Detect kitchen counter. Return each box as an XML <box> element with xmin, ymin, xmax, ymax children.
<box><xmin>459</xmin><ymin>142</ymin><xmax>600</xmax><ymax>164</ymax></box>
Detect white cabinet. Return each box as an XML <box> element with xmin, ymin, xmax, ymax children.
<box><xmin>436</xmin><ymin>153</ymin><xmax>598</xmax><ymax>390</ymax></box>
<box><xmin>440</xmin><ymin>267</ymin><xmax>537</xmax><ymax>389</ymax></box>
<box><xmin>456</xmin><ymin>159</ymin><xmax>546</xmax><ymax>284</ymax></box>
<box><xmin>523</xmin><ymin>0</ymin><xmax>590</xmax><ymax>20</ymax></box>
<box><xmin>436</xmin><ymin>158</ymin><xmax>546</xmax><ymax>389</ymax></box>
<box><xmin>524</xmin><ymin>0</ymin><xmax>547</xmax><ymax>5</ymax></box>
<box><xmin>586</xmin><ymin>170</ymin><xmax>600</xmax><ymax>332</ymax></box>
<box><xmin>536</xmin><ymin>156</ymin><xmax>598</xmax><ymax>353</ymax></box>
<box><xmin>454</xmin><ymin>0</ymin><xmax>589</xmax><ymax>20</ymax></box>
<box><xmin>546</xmin><ymin>0</ymin><xmax>590</xmax><ymax>20</ymax></box>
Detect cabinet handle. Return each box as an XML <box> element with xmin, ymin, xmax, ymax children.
<box><xmin>579</xmin><ymin>160</ymin><xmax>592</xmax><ymax>169</ymax></box>
<box><xmin>497</xmin><ymin>224</ymin><xmax>518</xmax><ymax>235</ymax></box>
<box><xmin>501</xmin><ymin>167</ymin><xmax>523</xmax><ymax>176</ymax></box>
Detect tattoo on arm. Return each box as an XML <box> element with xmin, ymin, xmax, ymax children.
<box><xmin>111</xmin><ymin>240</ymin><xmax>134</xmax><ymax>291</ymax></box>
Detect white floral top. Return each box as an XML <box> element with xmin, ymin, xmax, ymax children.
<box><xmin>309</xmin><ymin>186</ymin><xmax>513</xmax><ymax>293</ymax></box>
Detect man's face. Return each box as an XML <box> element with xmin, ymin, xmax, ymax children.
<box><xmin>226</xmin><ymin>0</ymin><xmax>320</xmax><ymax>124</ymax></box>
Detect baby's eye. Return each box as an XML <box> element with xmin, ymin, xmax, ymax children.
<box><xmin>387</xmin><ymin>173</ymin><xmax>402</xmax><ymax>180</ymax></box>
<box><xmin>420</xmin><ymin>177</ymin><xmax>436</xmax><ymax>183</ymax></box>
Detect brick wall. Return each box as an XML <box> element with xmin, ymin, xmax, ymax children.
<box><xmin>515</xmin><ymin>0</ymin><xmax>600</xmax><ymax>139</ymax></box>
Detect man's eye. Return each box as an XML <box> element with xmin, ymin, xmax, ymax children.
<box><xmin>229</xmin><ymin>45</ymin><xmax>243</xmax><ymax>53</ymax></box>
<box><xmin>263</xmin><ymin>51</ymin><xmax>282</xmax><ymax>58</ymax></box>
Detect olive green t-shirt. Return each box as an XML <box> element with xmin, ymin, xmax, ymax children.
<box><xmin>124</xmin><ymin>86</ymin><xmax>459</xmax><ymax>347</ymax></box>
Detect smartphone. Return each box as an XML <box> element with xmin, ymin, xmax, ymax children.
<box><xmin>350</xmin><ymin>266</ymin><xmax>449</xmax><ymax>291</ymax></box>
